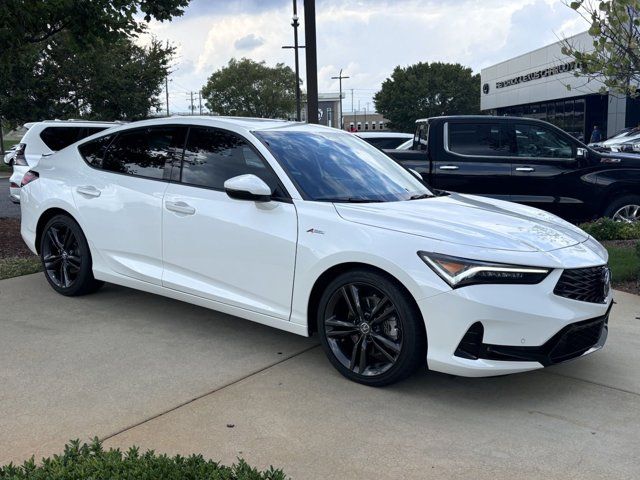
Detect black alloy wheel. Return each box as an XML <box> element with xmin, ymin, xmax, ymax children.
<box><xmin>40</xmin><ymin>215</ymin><xmax>103</xmax><ymax>296</ymax></box>
<box><xmin>318</xmin><ymin>269</ymin><xmax>426</xmax><ymax>386</ymax></box>
<box><xmin>42</xmin><ymin>222</ymin><xmax>82</xmax><ymax>289</ymax></box>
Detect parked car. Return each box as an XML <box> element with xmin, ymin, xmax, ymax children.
<box><xmin>20</xmin><ymin>116</ymin><xmax>611</xmax><ymax>386</ymax></box>
<box><xmin>9</xmin><ymin>120</ymin><xmax>118</xmax><ymax>202</ymax></box>
<box><xmin>3</xmin><ymin>144</ymin><xmax>18</xmax><ymax>165</ymax></box>
<box><xmin>386</xmin><ymin>116</ymin><xmax>640</xmax><ymax>222</ymax></box>
<box><xmin>355</xmin><ymin>131</ymin><xmax>413</xmax><ymax>149</ymax></box>
<box><xmin>589</xmin><ymin>128</ymin><xmax>640</xmax><ymax>152</ymax></box>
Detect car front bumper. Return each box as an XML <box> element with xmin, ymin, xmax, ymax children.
<box><xmin>417</xmin><ymin>268</ymin><xmax>612</xmax><ymax>377</ymax></box>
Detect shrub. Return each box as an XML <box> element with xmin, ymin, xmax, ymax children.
<box><xmin>578</xmin><ymin>218</ymin><xmax>640</xmax><ymax>241</ymax></box>
<box><xmin>0</xmin><ymin>439</ymin><xmax>288</xmax><ymax>480</ymax></box>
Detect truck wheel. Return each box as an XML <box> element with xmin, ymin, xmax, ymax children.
<box><xmin>604</xmin><ymin>195</ymin><xmax>640</xmax><ymax>222</ymax></box>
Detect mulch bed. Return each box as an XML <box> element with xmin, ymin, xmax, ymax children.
<box><xmin>0</xmin><ymin>217</ymin><xmax>35</xmax><ymax>259</ymax></box>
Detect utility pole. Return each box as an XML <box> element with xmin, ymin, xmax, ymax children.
<box><xmin>165</xmin><ymin>76</ymin><xmax>170</xmax><ymax>117</ymax></box>
<box><xmin>198</xmin><ymin>91</ymin><xmax>203</xmax><ymax>115</ymax></box>
<box><xmin>331</xmin><ymin>69</ymin><xmax>349</xmax><ymax>129</ymax></box>
<box><xmin>0</xmin><ymin>116</ymin><xmax>4</xmax><ymax>156</ymax></box>
<box><xmin>189</xmin><ymin>91</ymin><xmax>195</xmax><ymax>115</ymax></box>
<box><xmin>304</xmin><ymin>0</ymin><xmax>319</xmax><ymax>124</ymax></box>
<box><xmin>282</xmin><ymin>0</ymin><xmax>304</xmax><ymax>121</ymax></box>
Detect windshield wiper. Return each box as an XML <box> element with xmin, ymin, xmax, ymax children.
<box><xmin>409</xmin><ymin>193</ymin><xmax>433</xmax><ymax>200</ymax></box>
<box><xmin>317</xmin><ymin>197</ymin><xmax>384</xmax><ymax>203</ymax></box>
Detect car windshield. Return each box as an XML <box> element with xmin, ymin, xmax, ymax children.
<box><xmin>254</xmin><ymin>130</ymin><xmax>432</xmax><ymax>202</ymax></box>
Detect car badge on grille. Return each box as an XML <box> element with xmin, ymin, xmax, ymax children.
<box><xmin>602</xmin><ymin>267</ymin><xmax>611</xmax><ymax>299</ymax></box>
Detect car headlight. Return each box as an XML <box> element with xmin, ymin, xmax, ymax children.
<box><xmin>418</xmin><ymin>252</ymin><xmax>550</xmax><ymax>288</ymax></box>
<box><xmin>633</xmin><ymin>143</ymin><xmax>640</xmax><ymax>152</ymax></box>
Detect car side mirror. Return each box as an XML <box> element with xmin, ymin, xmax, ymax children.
<box><xmin>408</xmin><ymin>168</ymin><xmax>422</xmax><ymax>180</ymax></box>
<box><xmin>224</xmin><ymin>174</ymin><xmax>272</xmax><ymax>202</ymax></box>
<box><xmin>576</xmin><ymin>147</ymin><xmax>588</xmax><ymax>159</ymax></box>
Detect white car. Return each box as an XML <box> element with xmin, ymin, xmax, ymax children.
<box><xmin>9</xmin><ymin>120</ymin><xmax>117</xmax><ymax>202</ymax></box>
<box><xmin>355</xmin><ymin>131</ymin><xmax>413</xmax><ymax>149</ymax></box>
<box><xmin>20</xmin><ymin>117</ymin><xmax>612</xmax><ymax>386</ymax></box>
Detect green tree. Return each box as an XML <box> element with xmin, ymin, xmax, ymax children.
<box><xmin>202</xmin><ymin>58</ymin><xmax>298</xmax><ymax>118</ymax></box>
<box><xmin>561</xmin><ymin>0</ymin><xmax>640</xmax><ymax>97</ymax></box>
<box><xmin>0</xmin><ymin>0</ymin><xmax>189</xmax><ymax>50</ymax></box>
<box><xmin>0</xmin><ymin>35</ymin><xmax>174</xmax><ymax>123</ymax></box>
<box><xmin>373</xmin><ymin>62</ymin><xmax>480</xmax><ymax>133</ymax></box>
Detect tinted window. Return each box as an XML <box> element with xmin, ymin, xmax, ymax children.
<box><xmin>83</xmin><ymin>127</ymin><xmax>109</xmax><ymax>138</ymax></box>
<box><xmin>515</xmin><ymin>124</ymin><xmax>574</xmax><ymax>159</ymax></box>
<box><xmin>414</xmin><ymin>122</ymin><xmax>429</xmax><ymax>151</ymax></box>
<box><xmin>363</xmin><ymin>137</ymin><xmax>410</xmax><ymax>149</ymax></box>
<box><xmin>181</xmin><ymin>127</ymin><xmax>281</xmax><ymax>193</ymax></box>
<box><xmin>102</xmin><ymin>126</ymin><xmax>186</xmax><ymax>180</ymax></box>
<box><xmin>255</xmin><ymin>130</ymin><xmax>431</xmax><ymax>202</ymax></box>
<box><xmin>39</xmin><ymin>127</ymin><xmax>82</xmax><ymax>151</ymax></box>
<box><xmin>78</xmin><ymin>134</ymin><xmax>115</xmax><ymax>168</ymax></box>
<box><xmin>448</xmin><ymin>123</ymin><xmax>515</xmax><ymax>157</ymax></box>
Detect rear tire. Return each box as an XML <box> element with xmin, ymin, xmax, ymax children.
<box><xmin>40</xmin><ymin>214</ymin><xmax>103</xmax><ymax>296</ymax></box>
<box><xmin>604</xmin><ymin>194</ymin><xmax>640</xmax><ymax>222</ymax></box>
<box><xmin>317</xmin><ymin>269</ymin><xmax>426</xmax><ymax>387</ymax></box>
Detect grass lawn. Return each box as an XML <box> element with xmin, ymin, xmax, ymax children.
<box><xmin>0</xmin><ymin>257</ymin><xmax>42</xmax><ymax>280</ymax></box>
<box><xmin>606</xmin><ymin>245</ymin><xmax>639</xmax><ymax>282</ymax></box>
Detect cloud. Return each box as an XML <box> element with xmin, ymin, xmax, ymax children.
<box><xmin>144</xmin><ymin>0</ymin><xmax>589</xmax><ymax>114</ymax></box>
<box><xmin>234</xmin><ymin>33</ymin><xmax>266</xmax><ymax>51</ymax></box>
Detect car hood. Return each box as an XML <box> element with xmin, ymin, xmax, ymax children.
<box><xmin>334</xmin><ymin>193</ymin><xmax>589</xmax><ymax>252</ymax></box>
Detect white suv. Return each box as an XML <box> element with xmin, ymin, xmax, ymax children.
<box><xmin>9</xmin><ymin>120</ymin><xmax>118</xmax><ymax>202</ymax></box>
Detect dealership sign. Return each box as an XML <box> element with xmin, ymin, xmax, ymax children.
<box><xmin>495</xmin><ymin>61</ymin><xmax>577</xmax><ymax>90</ymax></box>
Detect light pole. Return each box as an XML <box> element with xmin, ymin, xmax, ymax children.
<box><xmin>331</xmin><ymin>69</ymin><xmax>349</xmax><ymax>129</ymax></box>
<box><xmin>282</xmin><ymin>0</ymin><xmax>304</xmax><ymax>121</ymax></box>
<box><xmin>304</xmin><ymin>0</ymin><xmax>319</xmax><ymax>124</ymax></box>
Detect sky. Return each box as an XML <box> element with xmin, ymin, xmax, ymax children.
<box><xmin>143</xmin><ymin>0</ymin><xmax>590</xmax><ymax>115</ymax></box>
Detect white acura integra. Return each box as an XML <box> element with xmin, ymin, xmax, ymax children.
<box><xmin>20</xmin><ymin>117</ymin><xmax>612</xmax><ymax>386</ymax></box>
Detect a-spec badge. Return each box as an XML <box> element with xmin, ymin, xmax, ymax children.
<box><xmin>306</xmin><ymin>228</ymin><xmax>325</xmax><ymax>235</ymax></box>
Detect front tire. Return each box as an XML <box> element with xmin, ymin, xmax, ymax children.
<box><xmin>317</xmin><ymin>269</ymin><xmax>426</xmax><ymax>387</ymax></box>
<box><xmin>604</xmin><ymin>194</ymin><xmax>640</xmax><ymax>222</ymax></box>
<box><xmin>40</xmin><ymin>214</ymin><xmax>103</xmax><ymax>296</ymax></box>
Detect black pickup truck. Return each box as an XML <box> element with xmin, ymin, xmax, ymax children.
<box><xmin>385</xmin><ymin>115</ymin><xmax>640</xmax><ymax>222</ymax></box>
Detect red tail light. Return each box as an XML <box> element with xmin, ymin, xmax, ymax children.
<box><xmin>13</xmin><ymin>143</ymin><xmax>28</xmax><ymax>166</ymax></box>
<box><xmin>20</xmin><ymin>170</ymin><xmax>39</xmax><ymax>187</ymax></box>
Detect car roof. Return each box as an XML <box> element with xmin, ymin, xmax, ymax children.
<box><xmin>355</xmin><ymin>132</ymin><xmax>412</xmax><ymax>138</ymax></box>
<box><xmin>28</xmin><ymin>120</ymin><xmax>121</xmax><ymax>128</ymax></box>
<box><xmin>86</xmin><ymin>115</ymin><xmax>339</xmax><ymax>135</ymax></box>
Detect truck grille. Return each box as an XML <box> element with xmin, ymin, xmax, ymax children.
<box><xmin>553</xmin><ymin>265</ymin><xmax>610</xmax><ymax>304</ymax></box>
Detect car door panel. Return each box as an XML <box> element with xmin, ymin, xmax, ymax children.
<box><xmin>161</xmin><ymin>126</ymin><xmax>297</xmax><ymax>320</ymax></box>
<box><xmin>433</xmin><ymin>122</ymin><xmax>513</xmax><ymax>199</ymax></box>
<box><xmin>74</xmin><ymin>126</ymin><xmax>186</xmax><ymax>285</ymax></box>
<box><xmin>510</xmin><ymin>122</ymin><xmax>586</xmax><ymax>219</ymax></box>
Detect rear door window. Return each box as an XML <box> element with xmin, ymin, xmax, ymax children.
<box><xmin>102</xmin><ymin>126</ymin><xmax>187</xmax><ymax>180</ymax></box>
<box><xmin>39</xmin><ymin>127</ymin><xmax>82</xmax><ymax>151</ymax></box>
<box><xmin>78</xmin><ymin>135</ymin><xmax>115</xmax><ymax>168</ymax></box>
<box><xmin>447</xmin><ymin>123</ymin><xmax>515</xmax><ymax>157</ymax></box>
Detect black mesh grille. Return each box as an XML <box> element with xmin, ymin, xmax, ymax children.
<box><xmin>554</xmin><ymin>265</ymin><xmax>610</xmax><ymax>304</ymax></box>
<box><xmin>548</xmin><ymin>317</ymin><xmax>606</xmax><ymax>364</ymax></box>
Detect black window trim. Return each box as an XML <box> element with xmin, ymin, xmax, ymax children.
<box><xmin>175</xmin><ymin>125</ymin><xmax>293</xmax><ymax>203</ymax></box>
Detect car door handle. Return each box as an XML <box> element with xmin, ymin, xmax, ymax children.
<box><xmin>439</xmin><ymin>165</ymin><xmax>459</xmax><ymax>170</ymax></box>
<box><xmin>165</xmin><ymin>201</ymin><xmax>196</xmax><ymax>215</ymax></box>
<box><xmin>516</xmin><ymin>167</ymin><xmax>535</xmax><ymax>172</ymax></box>
<box><xmin>76</xmin><ymin>185</ymin><xmax>101</xmax><ymax>197</ymax></box>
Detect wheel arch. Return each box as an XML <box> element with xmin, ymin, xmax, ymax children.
<box><xmin>35</xmin><ymin>207</ymin><xmax>82</xmax><ymax>254</ymax></box>
<box><xmin>306</xmin><ymin>262</ymin><xmax>424</xmax><ymax>337</ymax></box>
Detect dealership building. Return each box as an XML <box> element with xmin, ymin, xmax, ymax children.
<box><xmin>481</xmin><ymin>32</ymin><xmax>640</xmax><ymax>141</ymax></box>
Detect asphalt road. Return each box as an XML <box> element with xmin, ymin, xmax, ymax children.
<box><xmin>1</xmin><ymin>274</ymin><xmax>639</xmax><ymax>479</ymax></box>
<box><xmin>0</xmin><ymin>178</ymin><xmax>20</xmax><ymax>218</ymax></box>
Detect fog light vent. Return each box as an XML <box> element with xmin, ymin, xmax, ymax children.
<box><xmin>454</xmin><ymin>322</ymin><xmax>484</xmax><ymax>360</ymax></box>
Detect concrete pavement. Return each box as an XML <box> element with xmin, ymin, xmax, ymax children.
<box><xmin>2</xmin><ymin>273</ymin><xmax>640</xmax><ymax>479</ymax></box>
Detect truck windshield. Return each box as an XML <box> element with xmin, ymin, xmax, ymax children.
<box><xmin>255</xmin><ymin>130</ymin><xmax>432</xmax><ymax>202</ymax></box>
